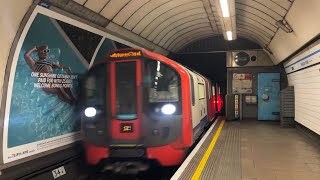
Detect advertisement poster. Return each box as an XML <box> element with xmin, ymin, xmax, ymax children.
<box><xmin>2</xmin><ymin>6</ymin><xmax>138</xmax><ymax>163</ymax></box>
<box><xmin>232</xmin><ymin>73</ymin><xmax>253</xmax><ymax>94</ymax></box>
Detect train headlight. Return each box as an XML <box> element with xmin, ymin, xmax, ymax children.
<box><xmin>161</xmin><ymin>104</ymin><xmax>176</xmax><ymax>115</ymax></box>
<box><xmin>84</xmin><ymin>107</ymin><xmax>96</xmax><ymax>117</ymax></box>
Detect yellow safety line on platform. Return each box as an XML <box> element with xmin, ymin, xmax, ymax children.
<box><xmin>191</xmin><ymin>119</ymin><xmax>225</xmax><ymax>180</ymax></box>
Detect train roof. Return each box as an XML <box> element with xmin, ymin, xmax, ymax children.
<box><xmin>105</xmin><ymin>48</ymin><xmax>215</xmax><ymax>83</ymax></box>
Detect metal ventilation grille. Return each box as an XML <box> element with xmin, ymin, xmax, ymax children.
<box><xmin>280</xmin><ymin>86</ymin><xmax>295</xmax><ymax>127</ymax></box>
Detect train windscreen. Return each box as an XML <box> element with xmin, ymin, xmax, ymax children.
<box><xmin>82</xmin><ymin>64</ymin><xmax>106</xmax><ymax>107</ymax></box>
<box><xmin>143</xmin><ymin>60</ymin><xmax>182</xmax><ymax>115</ymax></box>
<box><xmin>80</xmin><ymin>63</ymin><xmax>109</xmax><ymax>134</ymax></box>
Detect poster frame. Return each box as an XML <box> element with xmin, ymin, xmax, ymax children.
<box><xmin>0</xmin><ymin>3</ymin><xmax>140</xmax><ymax>168</ymax></box>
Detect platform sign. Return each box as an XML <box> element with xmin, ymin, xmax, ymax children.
<box><xmin>1</xmin><ymin>6</ymin><xmax>139</xmax><ymax>163</ymax></box>
<box><xmin>284</xmin><ymin>43</ymin><xmax>320</xmax><ymax>74</ymax></box>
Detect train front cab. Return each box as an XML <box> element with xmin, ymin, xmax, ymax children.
<box><xmin>81</xmin><ymin>49</ymin><xmax>193</xmax><ymax>167</ymax></box>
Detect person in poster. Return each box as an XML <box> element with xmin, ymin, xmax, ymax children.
<box><xmin>24</xmin><ymin>45</ymin><xmax>76</xmax><ymax>105</ymax></box>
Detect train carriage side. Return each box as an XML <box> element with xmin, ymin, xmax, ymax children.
<box><xmin>183</xmin><ymin>69</ymin><xmax>209</xmax><ymax>140</ymax></box>
<box><xmin>202</xmin><ymin>76</ymin><xmax>216</xmax><ymax>122</ymax></box>
<box><xmin>139</xmin><ymin>50</ymin><xmax>214</xmax><ymax>145</ymax></box>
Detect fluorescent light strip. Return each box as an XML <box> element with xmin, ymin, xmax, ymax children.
<box><xmin>226</xmin><ymin>31</ymin><xmax>232</xmax><ymax>40</ymax></box>
<box><xmin>220</xmin><ymin>0</ymin><xmax>230</xmax><ymax>17</ymax></box>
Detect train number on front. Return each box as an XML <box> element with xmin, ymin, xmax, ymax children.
<box><xmin>121</xmin><ymin>123</ymin><xmax>133</xmax><ymax>133</ymax></box>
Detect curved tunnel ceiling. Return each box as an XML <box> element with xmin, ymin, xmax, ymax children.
<box><xmin>58</xmin><ymin>0</ymin><xmax>293</xmax><ymax>53</ymax></box>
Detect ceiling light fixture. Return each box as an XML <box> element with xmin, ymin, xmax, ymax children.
<box><xmin>227</xmin><ymin>31</ymin><xmax>233</xmax><ymax>40</ymax></box>
<box><xmin>215</xmin><ymin>0</ymin><xmax>237</xmax><ymax>41</ymax></box>
<box><xmin>220</xmin><ymin>0</ymin><xmax>230</xmax><ymax>17</ymax></box>
<box><xmin>276</xmin><ymin>20</ymin><xmax>293</xmax><ymax>33</ymax></box>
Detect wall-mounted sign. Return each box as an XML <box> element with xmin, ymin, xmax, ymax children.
<box><xmin>232</xmin><ymin>73</ymin><xmax>252</xmax><ymax>94</ymax></box>
<box><xmin>245</xmin><ymin>95</ymin><xmax>257</xmax><ymax>104</ymax></box>
<box><xmin>235</xmin><ymin>95</ymin><xmax>239</xmax><ymax>118</ymax></box>
<box><xmin>284</xmin><ymin>43</ymin><xmax>320</xmax><ymax>74</ymax></box>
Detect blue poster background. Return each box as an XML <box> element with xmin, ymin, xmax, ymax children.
<box><xmin>8</xmin><ymin>14</ymin><xmax>88</xmax><ymax>148</ymax></box>
<box><xmin>93</xmin><ymin>38</ymin><xmax>117</xmax><ymax>64</ymax></box>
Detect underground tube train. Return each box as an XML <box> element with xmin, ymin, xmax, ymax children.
<box><xmin>79</xmin><ymin>48</ymin><xmax>223</xmax><ymax>172</ymax></box>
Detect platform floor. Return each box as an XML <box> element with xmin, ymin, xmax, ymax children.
<box><xmin>172</xmin><ymin>118</ymin><xmax>320</xmax><ymax>180</ymax></box>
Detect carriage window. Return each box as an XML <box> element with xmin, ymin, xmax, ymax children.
<box><xmin>144</xmin><ymin>60</ymin><xmax>180</xmax><ymax>102</ymax></box>
<box><xmin>198</xmin><ymin>83</ymin><xmax>205</xmax><ymax>99</ymax></box>
<box><xmin>212</xmin><ymin>85</ymin><xmax>216</xmax><ymax>96</ymax></box>
<box><xmin>208</xmin><ymin>82</ymin><xmax>212</xmax><ymax>99</ymax></box>
<box><xmin>189</xmin><ymin>73</ymin><xmax>195</xmax><ymax>106</ymax></box>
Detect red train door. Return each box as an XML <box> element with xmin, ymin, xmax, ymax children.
<box><xmin>110</xmin><ymin>60</ymin><xmax>142</xmax><ymax>140</ymax></box>
<box><xmin>212</xmin><ymin>84</ymin><xmax>217</xmax><ymax>114</ymax></box>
